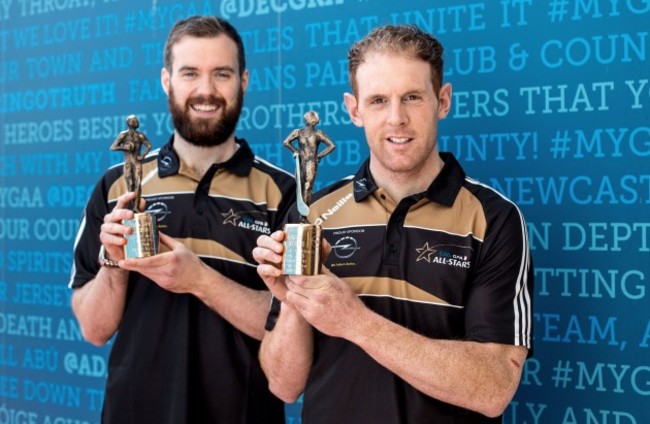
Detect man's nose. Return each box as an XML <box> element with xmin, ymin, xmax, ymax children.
<box><xmin>387</xmin><ymin>102</ymin><xmax>408</xmax><ymax>126</ymax></box>
<box><xmin>195</xmin><ymin>75</ymin><xmax>218</xmax><ymax>95</ymax></box>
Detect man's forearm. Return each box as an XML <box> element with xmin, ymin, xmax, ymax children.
<box><xmin>349</xmin><ymin>309</ymin><xmax>528</xmax><ymax>418</ymax></box>
<box><xmin>192</xmin><ymin>266</ymin><xmax>274</xmax><ymax>341</ymax></box>
<box><xmin>260</xmin><ymin>303</ymin><xmax>313</xmax><ymax>402</ymax></box>
<box><xmin>71</xmin><ymin>267</ymin><xmax>130</xmax><ymax>346</ymax></box>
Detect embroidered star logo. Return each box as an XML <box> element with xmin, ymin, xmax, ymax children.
<box><xmin>222</xmin><ymin>209</ymin><xmax>240</xmax><ymax>226</ymax></box>
<box><xmin>416</xmin><ymin>242</ymin><xmax>437</xmax><ymax>262</ymax></box>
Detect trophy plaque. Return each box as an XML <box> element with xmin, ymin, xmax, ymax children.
<box><xmin>281</xmin><ymin>111</ymin><xmax>335</xmax><ymax>275</ymax></box>
<box><xmin>123</xmin><ymin>212</ymin><xmax>159</xmax><ymax>258</ymax></box>
<box><xmin>111</xmin><ymin>114</ymin><xmax>158</xmax><ymax>258</ymax></box>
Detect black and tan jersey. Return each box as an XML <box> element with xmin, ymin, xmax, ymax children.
<box><xmin>270</xmin><ymin>152</ymin><xmax>533</xmax><ymax>423</ymax></box>
<box><xmin>69</xmin><ymin>138</ymin><xmax>293</xmax><ymax>423</ymax></box>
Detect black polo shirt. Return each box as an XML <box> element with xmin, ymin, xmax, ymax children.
<box><xmin>70</xmin><ymin>138</ymin><xmax>294</xmax><ymax>423</ymax></box>
<box><xmin>268</xmin><ymin>152</ymin><xmax>533</xmax><ymax>423</ymax></box>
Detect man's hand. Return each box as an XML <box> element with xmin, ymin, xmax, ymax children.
<box><xmin>254</xmin><ymin>231</ymin><xmax>362</xmax><ymax>337</ymax></box>
<box><xmin>100</xmin><ymin>192</ymin><xmax>138</xmax><ymax>262</ymax></box>
<box><xmin>119</xmin><ymin>233</ymin><xmax>210</xmax><ymax>294</ymax></box>
<box><xmin>284</xmin><ymin>268</ymin><xmax>366</xmax><ymax>339</ymax></box>
<box><xmin>253</xmin><ymin>231</ymin><xmax>290</xmax><ymax>301</ymax></box>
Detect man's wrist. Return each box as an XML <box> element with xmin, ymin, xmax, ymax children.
<box><xmin>98</xmin><ymin>245</ymin><xmax>120</xmax><ymax>268</ymax></box>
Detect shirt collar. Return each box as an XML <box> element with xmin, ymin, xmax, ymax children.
<box><xmin>352</xmin><ymin>152</ymin><xmax>466</xmax><ymax>206</ymax></box>
<box><xmin>158</xmin><ymin>137</ymin><xmax>254</xmax><ymax>178</ymax></box>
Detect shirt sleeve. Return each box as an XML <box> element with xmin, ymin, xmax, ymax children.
<box><xmin>68</xmin><ymin>176</ymin><xmax>112</xmax><ymax>289</ymax></box>
<box><xmin>464</xmin><ymin>200</ymin><xmax>534</xmax><ymax>351</ymax></box>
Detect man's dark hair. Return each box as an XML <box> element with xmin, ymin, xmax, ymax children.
<box><xmin>163</xmin><ymin>15</ymin><xmax>246</xmax><ymax>75</ymax></box>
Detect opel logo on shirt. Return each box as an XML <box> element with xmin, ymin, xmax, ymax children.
<box><xmin>146</xmin><ymin>201</ymin><xmax>170</xmax><ymax>222</ymax></box>
<box><xmin>332</xmin><ymin>236</ymin><xmax>361</xmax><ymax>259</ymax></box>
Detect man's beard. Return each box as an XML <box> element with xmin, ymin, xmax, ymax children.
<box><xmin>168</xmin><ymin>86</ymin><xmax>244</xmax><ymax>148</ymax></box>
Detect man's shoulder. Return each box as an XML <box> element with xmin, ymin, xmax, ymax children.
<box><xmin>251</xmin><ymin>155</ymin><xmax>294</xmax><ymax>183</ymax></box>
<box><xmin>312</xmin><ymin>175</ymin><xmax>354</xmax><ymax>203</ymax></box>
<box><xmin>461</xmin><ymin>176</ymin><xmax>521</xmax><ymax>213</ymax></box>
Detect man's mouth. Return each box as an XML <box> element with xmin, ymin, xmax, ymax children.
<box><xmin>387</xmin><ymin>137</ymin><xmax>412</xmax><ymax>144</ymax></box>
<box><xmin>191</xmin><ymin>103</ymin><xmax>219</xmax><ymax>112</ymax></box>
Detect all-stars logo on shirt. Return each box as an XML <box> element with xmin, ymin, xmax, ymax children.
<box><xmin>415</xmin><ymin>242</ymin><xmax>472</xmax><ymax>269</ymax></box>
<box><xmin>222</xmin><ymin>209</ymin><xmax>240</xmax><ymax>226</ymax></box>
<box><xmin>416</xmin><ymin>242</ymin><xmax>437</xmax><ymax>262</ymax></box>
<box><xmin>221</xmin><ymin>208</ymin><xmax>271</xmax><ymax>234</ymax></box>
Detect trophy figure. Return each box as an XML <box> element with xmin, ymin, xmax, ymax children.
<box><xmin>281</xmin><ymin>111</ymin><xmax>335</xmax><ymax>275</ymax></box>
<box><xmin>111</xmin><ymin>114</ymin><xmax>159</xmax><ymax>258</ymax></box>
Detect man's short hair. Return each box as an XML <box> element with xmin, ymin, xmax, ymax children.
<box><xmin>348</xmin><ymin>25</ymin><xmax>445</xmax><ymax>97</ymax></box>
<box><xmin>163</xmin><ymin>15</ymin><xmax>246</xmax><ymax>75</ymax></box>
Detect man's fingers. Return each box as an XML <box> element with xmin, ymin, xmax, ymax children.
<box><xmin>121</xmin><ymin>252</ymin><xmax>164</xmax><ymax>268</ymax></box>
<box><xmin>115</xmin><ymin>192</ymin><xmax>137</xmax><ymax>209</ymax></box>
<box><xmin>270</xmin><ymin>230</ymin><xmax>287</xmax><ymax>243</ymax></box>
<box><xmin>158</xmin><ymin>232</ymin><xmax>177</xmax><ymax>247</ymax></box>
<box><xmin>257</xmin><ymin>263</ymin><xmax>283</xmax><ymax>279</ymax></box>
<box><xmin>321</xmin><ymin>238</ymin><xmax>332</xmax><ymax>263</ymax></box>
<box><xmin>253</xmin><ymin>245</ymin><xmax>283</xmax><ymax>266</ymax></box>
<box><xmin>257</xmin><ymin>233</ymin><xmax>285</xmax><ymax>254</ymax></box>
<box><xmin>100</xmin><ymin>231</ymin><xmax>127</xmax><ymax>247</ymax></box>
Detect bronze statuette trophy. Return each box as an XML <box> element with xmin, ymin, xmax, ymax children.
<box><xmin>282</xmin><ymin>111</ymin><xmax>335</xmax><ymax>275</ymax></box>
<box><xmin>111</xmin><ymin>114</ymin><xmax>159</xmax><ymax>258</ymax></box>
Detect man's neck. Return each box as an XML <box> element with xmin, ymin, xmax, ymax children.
<box><xmin>370</xmin><ymin>155</ymin><xmax>445</xmax><ymax>202</ymax></box>
<box><xmin>173</xmin><ymin>133</ymin><xmax>238</xmax><ymax>177</ymax></box>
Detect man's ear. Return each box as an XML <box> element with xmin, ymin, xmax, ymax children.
<box><xmin>437</xmin><ymin>83</ymin><xmax>452</xmax><ymax>119</ymax></box>
<box><xmin>161</xmin><ymin>68</ymin><xmax>170</xmax><ymax>96</ymax></box>
<box><xmin>240</xmin><ymin>69</ymin><xmax>250</xmax><ymax>94</ymax></box>
<box><xmin>343</xmin><ymin>93</ymin><xmax>363</xmax><ymax>127</ymax></box>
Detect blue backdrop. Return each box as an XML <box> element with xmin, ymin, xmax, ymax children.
<box><xmin>1</xmin><ymin>1</ymin><xmax>648</xmax><ymax>422</ymax></box>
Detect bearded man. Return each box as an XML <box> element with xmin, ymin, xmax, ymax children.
<box><xmin>69</xmin><ymin>16</ymin><xmax>294</xmax><ymax>423</ymax></box>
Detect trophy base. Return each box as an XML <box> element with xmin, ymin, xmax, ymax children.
<box><xmin>123</xmin><ymin>212</ymin><xmax>159</xmax><ymax>259</ymax></box>
<box><xmin>282</xmin><ymin>223</ymin><xmax>322</xmax><ymax>275</ymax></box>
